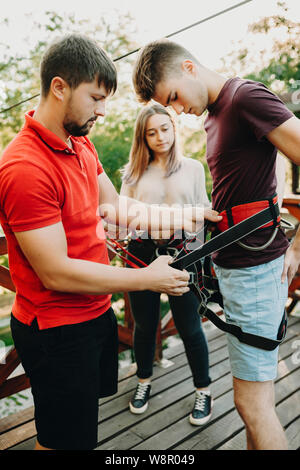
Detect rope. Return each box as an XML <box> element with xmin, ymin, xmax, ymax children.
<box><xmin>0</xmin><ymin>0</ymin><xmax>253</xmax><ymax>114</ymax></box>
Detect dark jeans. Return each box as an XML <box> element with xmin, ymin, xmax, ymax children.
<box><xmin>128</xmin><ymin>239</ymin><xmax>211</xmax><ymax>388</ymax></box>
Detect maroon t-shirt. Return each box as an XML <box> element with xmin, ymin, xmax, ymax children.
<box><xmin>204</xmin><ymin>77</ymin><xmax>293</xmax><ymax>268</ymax></box>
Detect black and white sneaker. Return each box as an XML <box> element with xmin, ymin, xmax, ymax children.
<box><xmin>189</xmin><ymin>390</ymin><xmax>213</xmax><ymax>426</ymax></box>
<box><xmin>129</xmin><ymin>382</ymin><xmax>151</xmax><ymax>414</ymax></box>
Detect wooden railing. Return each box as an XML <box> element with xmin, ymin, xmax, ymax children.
<box><xmin>0</xmin><ymin>236</ymin><xmax>31</xmax><ymax>399</ymax></box>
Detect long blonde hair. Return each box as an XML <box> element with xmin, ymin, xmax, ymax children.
<box><xmin>122</xmin><ymin>103</ymin><xmax>182</xmax><ymax>186</ymax></box>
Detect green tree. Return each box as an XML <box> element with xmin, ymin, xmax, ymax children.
<box><xmin>220</xmin><ymin>1</ymin><xmax>300</xmax><ymax>192</ymax></box>
<box><xmin>222</xmin><ymin>2</ymin><xmax>300</xmax><ymax>101</ymax></box>
<box><xmin>91</xmin><ymin>112</ymin><xmax>137</xmax><ymax>191</ymax></box>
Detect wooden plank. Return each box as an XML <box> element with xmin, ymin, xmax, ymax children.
<box><xmin>174</xmin><ymin>351</ymin><xmax>300</xmax><ymax>451</ymax></box>
<box><xmin>97</xmin><ymin>370</ymin><xmax>233</xmax><ymax>450</ymax></box>
<box><xmin>100</xmin><ymin>330</ymin><xmax>229</xmax><ymax>406</ymax></box>
<box><xmin>0</xmin><ymin>406</ymin><xmax>34</xmax><ymax>434</ymax></box>
<box><xmin>96</xmin><ymin>347</ymin><xmax>230</xmax><ymax>447</ymax></box>
<box><xmin>285</xmin><ymin>418</ymin><xmax>300</xmax><ymax>450</ymax></box>
<box><xmin>0</xmin><ymin>420</ymin><xmax>36</xmax><ymax>451</ymax></box>
<box><xmin>98</xmin><ymin>341</ymin><xmax>229</xmax><ymax>418</ymax></box>
<box><xmin>2</xmin><ymin>341</ymin><xmax>228</xmax><ymax>451</ymax></box>
<box><xmin>129</xmin><ymin>334</ymin><xmax>300</xmax><ymax>450</ymax></box>
<box><xmin>217</xmin><ymin>389</ymin><xmax>300</xmax><ymax>450</ymax></box>
<box><xmin>8</xmin><ymin>436</ymin><xmax>36</xmax><ymax>451</ymax></box>
<box><xmin>3</xmin><ymin>317</ymin><xmax>299</xmax><ymax>451</ymax></box>
<box><xmin>0</xmin><ymin>328</ymin><xmax>228</xmax><ymax>450</ymax></box>
<box><xmin>130</xmin><ymin>389</ymin><xmax>237</xmax><ymax>451</ymax></box>
<box><xmin>100</xmin><ymin>315</ymin><xmax>299</xmax><ymax>407</ymax></box>
<box><xmin>98</xmin><ymin>318</ymin><xmax>299</xmax><ymax>449</ymax></box>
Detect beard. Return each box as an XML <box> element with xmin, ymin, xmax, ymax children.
<box><xmin>63</xmin><ymin>116</ymin><xmax>97</xmax><ymax>137</ymax></box>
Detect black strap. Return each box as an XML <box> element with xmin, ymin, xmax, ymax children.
<box><xmin>203</xmin><ymin>305</ymin><xmax>287</xmax><ymax>352</ymax></box>
<box><xmin>170</xmin><ymin>203</ymin><xmax>279</xmax><ymax>270</ymax></box>
<box><xmin>189</xmin><ymin>281</ymin><xmax>287</xmax><ymax>351</ymax></box>
<box><xmin>170</xmin><ymin>202</ymin><xmax>288</xmax><ymax>351</ymax></box>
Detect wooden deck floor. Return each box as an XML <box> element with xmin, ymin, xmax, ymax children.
<box><xmin>0</xmin><ymin>312</ymin><xmax>299</xmax><ymax>451</ymax></box>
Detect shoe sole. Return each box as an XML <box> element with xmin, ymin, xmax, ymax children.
<box><xmin>189</xmin><ymin>398</ymin><xmax>214</xmax><ymax>426</ymax></box>
<box><xmin>129</xmin><ymin>401</ymin><xmax>149</xmax><ymax>414</ymax></box>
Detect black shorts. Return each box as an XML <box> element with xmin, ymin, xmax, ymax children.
<box><xmin>10</xmin><ymin>308</ymin><xmax>118</xmax><ymax>450</ymax></box>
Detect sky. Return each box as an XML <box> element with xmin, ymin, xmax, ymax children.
<box><xmin>1</xmin><ymin>0</ymin><xmax>299</xmax><ymax>129</ymax></box>
<box><xmin>1</xmin><ymin>0</ymin><xmax>300</xmax><ymax>71</ymax></box>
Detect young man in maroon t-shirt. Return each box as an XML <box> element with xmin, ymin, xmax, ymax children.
<box><xmin>132</xmin><ymin>38</ymin><xmax>300</xmax><ymax>450</ymax></box>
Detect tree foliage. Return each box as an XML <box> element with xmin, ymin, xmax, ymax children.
<box><xmin>0</xmin><ymin>10</ymin><xmax>139</xmax><ymax>150</ymax></box>
<box><xmin>222</xmin><ymin>2</ymin><xmax>300</xmax><ymax>99</ymax></box>
<box><xmin>91</xmin><ymin>112</ymin><xmax>137</xmax><ymax>191</ymax></box>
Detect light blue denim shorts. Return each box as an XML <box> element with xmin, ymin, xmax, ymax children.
<box><xmin>213</xmin><ymin>255</ymin><xmax>288</xmax><ymax>382</ymax></box>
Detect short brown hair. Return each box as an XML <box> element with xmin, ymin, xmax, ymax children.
<box><xmin>40</xmin><ymin>34</ymin><xmax>117</xmax><ymax>97</ymax></box>
<box><xmin>132</xmin><ymin>39</ymin><xmax>198</xmax><ymax>103</ymax></box>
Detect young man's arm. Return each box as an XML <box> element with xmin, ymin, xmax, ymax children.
<box><xmin>14</xmin><ymin>222</ymin><xmax>190</xmax><ymax>296</ymax></box>
<box><xmin>97</xmin><ymin>171</ymin><xmax>221</xmax><ymax>235</ymax></box>
<box><xmin>267</xmin><ymin>115</ymin><xmax>300</xmax><ymax>284</ymax></box>
<box><xmin>267</xmin><ymin>116</ymin><xmax>300</xmax><ymax>165</ymax></box>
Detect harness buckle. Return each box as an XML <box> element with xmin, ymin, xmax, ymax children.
<box><xmin>188</xmin><ymin>271</ymin><xmax>196</xmax><ymax>285</ymax></box>
<box><xmin>155</xmin><ymin>246</ymin><xmax>179</xmax><ymax>258</ymax></box>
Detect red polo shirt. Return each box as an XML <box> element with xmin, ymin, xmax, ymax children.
<box><xmin>0</xmin><ymin>111</ymin><xmax>111</xmax><ymax>329</ymax></box>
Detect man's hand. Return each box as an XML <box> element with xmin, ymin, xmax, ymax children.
<box><xmin>281</xmin><ymin>244</ymin><xmax>300</xmax><ymax>286</ymax></box>
<box><xmin>143</xmin><ymin>255</ymin><xmax>190</xmax><ymax>296</ymax></box>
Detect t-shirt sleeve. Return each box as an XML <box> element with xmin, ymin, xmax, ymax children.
<box><xmin>0</xmin><ymin>162</ymin><xmax>62</xmax><ymax>232</ymax></box>
<box><xmin>194</xmin><ymin>162</ymin><xmax>211</xmax><ymax>207</ymax></box>
<box><xmin>84</xmin><ymin>137</ymin><xmax>103</xmax><ymax>175</ymax></box>
<box><xmin>233</xmin><ymin>81</ymin><xmax>294</xmax><ymax>141</ymax></box>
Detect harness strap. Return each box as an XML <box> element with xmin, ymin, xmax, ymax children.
<box><xmin>170</xmin><ymin>202</ymin><xmax>280</xmax><ymax>271</ymax></box>
<box><xmin>189</xmin><ymin>269</ymin><xmax>287</xmax><ymax>352</ymax></box>
<box><xmin>170</xmin><ymin>200</ymin><xmax>288</xmax><ymax>351</ymax></box>
<box><xmin>217</xmin><ymin>195</ymin><xmax>280</xmax><ymax>233</ymax></box>
<box><xmin>200</xmin><ymin>300</ymin><xmax>287</xmax><ymax>352</ymax></box>
<box><xmin>106</xmin><ymin>198</ymin><xmax>287</xmax><ymax>351</ymax></box>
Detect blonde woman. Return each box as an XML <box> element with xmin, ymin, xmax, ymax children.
<box><xmin>121</xmin><ymin>103</ymin><xmax>212</xmax><ymax>425</ymax></box>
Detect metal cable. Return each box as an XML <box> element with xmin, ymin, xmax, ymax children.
<box><xmin>0</xmin><ymin>0</ymin><xmax>253</xmax><ymax>114</ymax></box>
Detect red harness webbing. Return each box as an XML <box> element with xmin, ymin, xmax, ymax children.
<box><xmin>217</xmin><ymin>195</ymin><xmax>280</xmax><ymax>233</ymax></box>
<box><xmin>106</xmin><ymin>238</ymin><xmax>147</xmax><ymax>269</ymax></box>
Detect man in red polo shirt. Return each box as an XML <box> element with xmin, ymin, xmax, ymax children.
<box><xmin>0</xmin><ymin>35</ymin><xmax>220</xmax><ymax>450</ymax></box>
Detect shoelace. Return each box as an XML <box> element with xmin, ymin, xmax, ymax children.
<box><xmin>194</xmin><ymin>393</ymin><xmax>209</xmax><ymax>412</ymax></box>
<box><xmin>134</xmin><ymin>383</ymin><xmax>150</xmax><ymax>400</ymax></box>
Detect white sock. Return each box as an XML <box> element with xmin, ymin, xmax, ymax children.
<box><xmin>196</xmin><ymin>389</ymin><xmax>211</xmax><ymax>396</ymax></box>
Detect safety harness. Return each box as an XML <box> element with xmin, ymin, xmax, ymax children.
<box><xmin>107</xmin><ymin>194</ymin><xmax>292</xmax><ymax>351</ymax></box>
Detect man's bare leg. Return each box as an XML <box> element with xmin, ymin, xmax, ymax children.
<box><xmin>233</xmin><ymin>377</ymin><xmax>288</xmax><ymax>450</ymax></box>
